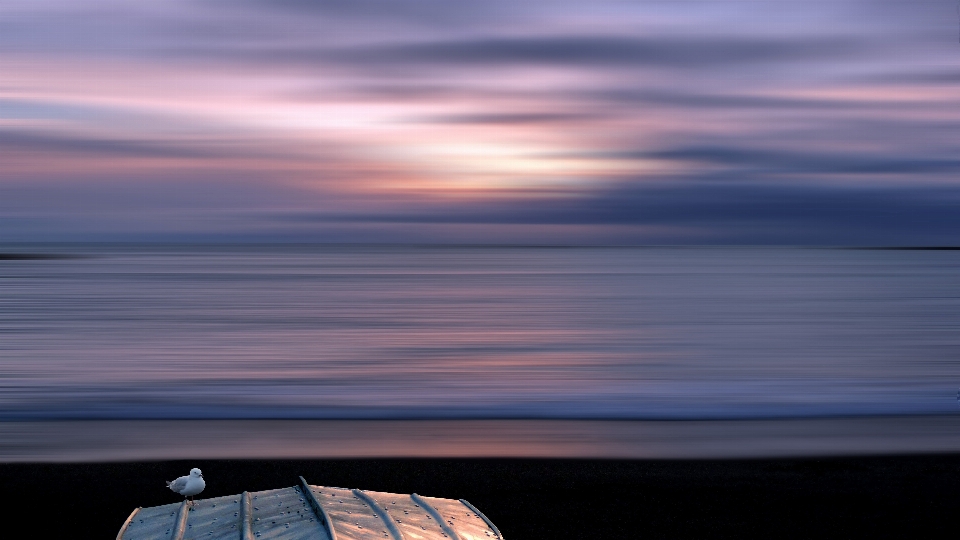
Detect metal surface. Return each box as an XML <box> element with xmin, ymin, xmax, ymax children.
<box><xmin>116</xmin><ymin>507</ymin><xmax>141</xmax><ymax>540</ymax></box>
<box><xmin>411</xmin><ymin>493</ymin><xmax>461</xmax><ymax>540</ymax></box>
<box><xmin>249</xmin><ymin>487</ymin><xmax>331</xmax><ymax>540</ymax></box>
<box><xmin>119</xmin><ymin>499</ymin><xmax>181</xmax><ymax>539</ymax></box>
<box><xmin>411</xmin><ymin>494</ymin><xmax>502</xmax><ymax>540</ymax></box>
<box><xmin>459</xmin><ymin>500</ymin><xmax>503</xmax><ymax>540</ymax></box>
<box><xmin>351</xmin><ymin>489</ymin><xmax>406</xmax><ymax>540</ymax></box>
<box><xmin>303</xmin><ymin>485</ymin><xmax>392</xmax><ymax>540</ymax></box>
<box><xmin>240</xmin><ymin>491</ymin><xmax>254</xmax><ymax>540</ymax></box>
<box><xmin>171</xmin><ymin>501</ymin><xmax>189</xmax><ymax>540</ymax></box>
<box><xmin>119</xmin><ymin>479</ymin><xmax>501</xmax><ymax>540</ymax></box>
<box><xmin>300</xmin><ymin>477</ymin><xmax>338</xmax><ymax>540</ymax></box>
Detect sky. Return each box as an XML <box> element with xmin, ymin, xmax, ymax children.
<box><xmin>2</xmin><ymin>0</ymin><xmax>959</xmax><ymax>245</ymax></box>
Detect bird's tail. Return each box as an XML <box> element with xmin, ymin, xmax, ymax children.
<box><xmin>165</xmin><ymin>481</ymin><xmax>172</xmax><ymax>487</ymax></box>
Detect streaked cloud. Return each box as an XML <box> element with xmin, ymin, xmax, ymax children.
<box><xmin>321</xmin><ymin>35</ymin><xmax>861</xmax><ymax>70</ymax></box>
<box><xmin>1</xmin><ymin>0</ymin><xmax>958</xmax><ymax>244</ymax></box>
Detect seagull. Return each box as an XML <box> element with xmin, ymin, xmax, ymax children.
<box><xmin>166</xmin><ymin>468</ymin><xmax>205</xmax><ymax>508</ymax></box>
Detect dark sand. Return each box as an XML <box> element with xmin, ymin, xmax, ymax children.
<box><xmin>4</xmin><ymin>456</ymin><xmax>960</xmax><ymax>539</ymax></box>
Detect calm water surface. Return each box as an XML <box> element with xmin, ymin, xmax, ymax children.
<box><xmin>1</xmin><ymin>246</ymin><xmax>959</xmax><ymax>422</ymax></box>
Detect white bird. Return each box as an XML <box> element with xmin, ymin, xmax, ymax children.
<box><xmin>166</xmin><ymin>468</ymin><xmax>205</xmax><ymax>507</ymax></box>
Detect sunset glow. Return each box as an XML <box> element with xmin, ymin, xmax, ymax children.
<box><xmin>2</xmin><ymin>0</ymin><xmax>959</xmax><ymax>243</ymax></box>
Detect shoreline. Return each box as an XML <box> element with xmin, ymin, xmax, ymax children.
<box><xmin>5</xmin><ymin>455</ymin><xmax>960</xmax><ymax>539</ymax></box>
<box><xmin>5</xmin><ymin>416</ymin><xmax>960</xmax><ymax>462</ymax></box>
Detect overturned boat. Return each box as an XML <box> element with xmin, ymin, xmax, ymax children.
<box><xmin>117</xmin><ymin>475</ymin><xmax>503</xmax><ymax>540</ymax></box>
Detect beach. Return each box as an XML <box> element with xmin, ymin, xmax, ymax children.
<box><xmin>6</xmin><ymin>456</ymin><xmax>960</xmax><ymax>539</ymax></box>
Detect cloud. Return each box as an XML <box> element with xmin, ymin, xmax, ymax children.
<box><xmin>0</xmin><ymin>129</ymin><xmax>221</xmax><ymax>160</ymax></box>
<box><xmin>578</xmin><ymin>89</ymin><xmax>865</xmax><ymax>110</ymax></box>
<box><xmin>401</xmin><ymin>112</ymin><xmax>601</xmax><ymax>125</ymax></box>
<box><xmin>644</xmin><ymin>146</ymin><xmax>960</xmax><ymax>175</ymax></box>
<box><xmin>861</xmin><ymin>70</ymin><xmax>960</xmax><ymax>86</ymax></box>
<box><xmin>267</xmin><ymin>180</ymin><xmax>960</xmax><ymax>245</ymax></box>
<box><xmin>156</xmin><ymin>33</ymin><xmax>858</xmax><ymax>74</ymax></box>
<box><xmin>321</xmin><ymin>35</ymin><xmax>860</xmax><ymax>71</ymax></box>
<box><xmin>1</xmin><ymin>0</ymin><xmax>958</xmax><ymax>245</ymax></box>
<box><xmin>231</xmin><ymin>0</ymin><xmax>521</xmax><ymax>26</ymax></box>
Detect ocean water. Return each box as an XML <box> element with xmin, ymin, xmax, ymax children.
<box><xmin>3</xmin><ymin>245</ymin><xmax>960</xmax><ymax>460</ymax></box>
<box><xmin>2</xmin><ymin>245</ymin><xmax>958</xmax><ymax>423</ymax></box>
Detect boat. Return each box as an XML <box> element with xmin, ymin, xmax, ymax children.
<box><xmin>116</xmin><ymin>475</ymin><xmax>503</xmax><ymax>540</ymax></box>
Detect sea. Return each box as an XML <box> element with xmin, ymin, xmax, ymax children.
<box><xmin>2</xmin><ymin>245</ymin><xmax>959</xmax><ymax>460</ymax></box>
